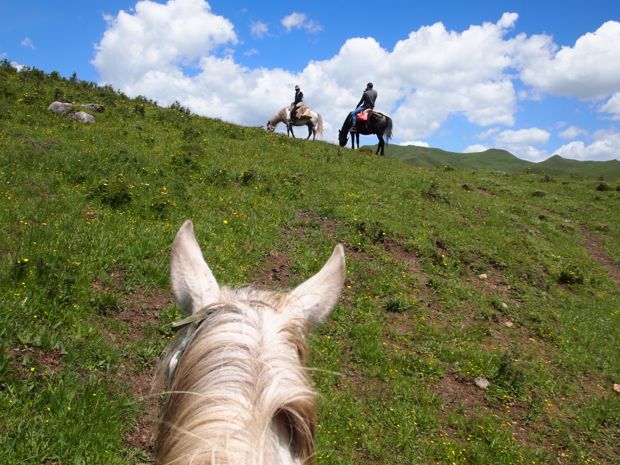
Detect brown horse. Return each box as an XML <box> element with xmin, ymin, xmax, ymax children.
<box><xmin>338</xmin><ymin>110</ymin><xmax>393</xmax><ymax>156</ymax></box>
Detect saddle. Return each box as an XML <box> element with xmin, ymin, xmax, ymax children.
<box><xmin>356</xmin><ymin>109</ymin><xmax>371</xmax><ymax>122</ymax></box>
<box><xmin>295</xmin><ymin>105</ymin><xmax>312</xmax><ymax>119</ymax></box>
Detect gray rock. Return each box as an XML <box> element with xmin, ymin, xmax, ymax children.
<box><xmin>474</xmin><ymin>377</ymin><xmax>490</xmax><ymax>389</ymax></box>
<box><xmin>70</xmin><ymin>111</ymin><xmax>95</xmax><ymax>124</ymax></box>
<box><xmin>85</xmin><ymin>103</ymin><xmax>105</xmax><ymax>113</ymax></box>
<box><xmin>48</xmin><ymin>101</ymin><xmax>73</xmax><ymax>114</ymax></box>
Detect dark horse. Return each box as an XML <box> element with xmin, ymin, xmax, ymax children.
<box><xmin>338</xmin><ymin>111</ymin><xmax>393</xmax><ymax>156</ymax></box>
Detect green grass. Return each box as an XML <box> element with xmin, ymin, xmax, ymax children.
<box><xmin>380</xmin><ymin>145</ymin><xmax>620</xmax><ymax>180</ymax></box>
<box><xmin>1</xmin><ymin>62</ymin><xmax>619</xmax><ymax>465</ymax></box>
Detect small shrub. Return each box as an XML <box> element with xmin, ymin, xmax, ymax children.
<box><xmin>237</xmin><ymin>170</ymin><xmax>259</xmax><ymax>186</ymax></box>
<box><xmin>383</xmin><ymin>297</ymin><xmax>412</xmax><ymax>314</ymax></box>
<box><xmin>558</xmin><ymin>265</ymin><xmax>584</xmax><ymax>285</ymax></box>
<box><xmin>90</xmin><ymin>292</ymin><xmax>122</xmax><ymax>316</ymax></box>
<box><xmin>423</xmin><ymin>180</ymin><xmax>449</xmax><ymax>203</ymax></box>
<box><xmin>354</xmin><ymin>220</ymin><xmax>388</xmax><ymax>243</ymax></box>
<box><xmin>532</xmin><ymin>190</ymin><xmax>546</xmax><ymax>197</ymax></box>
<box><xmin>596</xmin><ymin>182</ymin><xmax>612</xmax><ymax>191</ymax></box>
<box><xmin>493</xmin><ymin>352</ymin><xmax>526</xmax><ymax>397</ymax></box>
<box><xmin>91</xmin><ymin>178</ymin><xmax>132</xmax><ymax>208</ymax></box>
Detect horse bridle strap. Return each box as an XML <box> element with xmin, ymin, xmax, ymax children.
<box><xmin>165</xmin><ymin>304</ymin><xmax>227</xmax><ymax>388</ymax></box>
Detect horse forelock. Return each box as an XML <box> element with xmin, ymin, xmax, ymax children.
<box><xmin>155</xmin><ymin>286</ymin><xmax>316</xmax><ymax>465</ymax></box>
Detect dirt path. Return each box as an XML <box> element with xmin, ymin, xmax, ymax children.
<box><xmin>580</xmin><ymin>227</ymin><xmax>620</xmax><ymax>286</ymax></box>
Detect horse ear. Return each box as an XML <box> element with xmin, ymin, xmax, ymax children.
<box><xmin>289</xmin><ymin>244</ymin><xmax>346</xmax><ymax>328</ymax></box>
<box><xmin>170</xmin><ymin>220</ymin><xmax>220</xmax><ymax>315</ymax></box>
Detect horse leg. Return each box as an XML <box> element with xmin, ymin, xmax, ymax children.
<box><xmin>289</xmin><ymin>125</ymin><xmax>296</xmax><ymax>138</ymax></box>
<box><xmin>307</xmin><ymin>124</ymin><xmax>312</xmax><ymax>140</ymax></box>
<box><xmin>377</xmin><ymin>135</ymin><xmax>384</xmax><ymax>156</ymax></box>
<box><xmin>356</xmin><ymin>133</ymin><xmax>360</xmax><ymax>149</ymax></box>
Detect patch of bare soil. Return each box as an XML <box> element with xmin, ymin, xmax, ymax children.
<box><xmin>121</xmin><ymin>289</ymin><xmax>171</xmax><ymax>326</ymax></box>
<box><xmin>382</xmin><ymin>239</ymin><xmax>426</xmax><ymax>283</ymax></box>
<box><xmin>7</xmin><ymin>346</ymin><xmax>65</xmax><ymax>375</ymax></box>
<box><xmin>476</xmin><ymin>187</ymin><xmax>495</xmax><ymax>197</ymax></box>
<box><xmin>433</xmin><ymin>372</ymin><xmax>486</xmax><ymax>411</ymax></box>
<box><xmin>580</xmin><ymin>227</ymin><xmax>620</xmax><ymax>286</ymax></box>
<box><xmin>121</xmin><ymin>369</ymin><xmax>158</xmax><ymax>459</ymax></box>
<box><xmin>252</xmin><ymin>251</ymin><xmax>293</xmax><ymax>287</ymax></box>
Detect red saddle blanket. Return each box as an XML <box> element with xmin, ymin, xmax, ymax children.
<box><xmin>356</xmin><ymin>110</ymin><xmax>370</xmax><ymax>122</ymax></box>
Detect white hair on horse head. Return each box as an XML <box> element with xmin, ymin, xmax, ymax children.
<box><xmin>155</xmin><ymin>220</ymin><xmax>346</xmax><ymax>465</ymax></box>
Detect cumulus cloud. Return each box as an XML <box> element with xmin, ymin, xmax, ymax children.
<box><xmin>400</xmin><ymin>140</ymin><xmax>430</xmax><ymax>147</ymax></box>
<box><xmin>92</xmin><ymin>0</ymin><xmax>237</xmax><ymax>85</ymax></box>
<box><xmin>281</xmin><ymin>12</ymin><xmax>322</xmax><ymax>33</ymax></box>
<box><xmin>600</xmin><ymin>92</ymin><xmax>620</xmax><ymax>120</ymax></box>
<box><xmin>555</xmin><ymin>131</ymin><xmax>620</xmax><ymax>161</ymax></box>
<box><xmin>559</xmin><ymin>126</ymin><xmax>587</xmax><ymax>140</ymax></box>
<box><xmin>519</xmin><ymin>21</ymin><xmax>620</xmax><ymax>99</ymax></box>
<box><xmin>91</xmin><ymin>3</ymin><xmax>619</xmax><ymax>159</ymax></box>
<box><xmin>250</xmin><ymin>21</ymin><xmax>268</xmax><ymax>39</ymax></box>
<box><xmin>464</xmin><ymin>144</ymin><xmax>489</xmax><ymax>153</ymax></box>
<box><xmin>21</xmin><ymin>37</ymin><xmax>35</xmax><ymax>49</ymax></box>
<box><xmin>477</xmin><ymin>128</ymin><xmax>551</xmax><ymax>161</ymax></box>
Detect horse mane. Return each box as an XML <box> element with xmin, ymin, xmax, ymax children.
<box><xmin>155</xmin><ymin>286</ymin><xmax>316</xmax><ymax>465</ymax></box>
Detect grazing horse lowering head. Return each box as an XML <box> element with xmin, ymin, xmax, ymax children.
<box><xmin>156</xmin><ymin>220</ymin><xmax>346</xmax><ymax>465</ymax></box>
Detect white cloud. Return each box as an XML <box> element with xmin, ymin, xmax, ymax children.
<box><xmin>400</xmin><ymin>140</ymin><xmax>429</xmax><ymax>147</ymax></box>
<box><xmin>519</xmin><ymin>21</ymin><xmax>620</xmax><ymax>99</ymax></box>
<box><xmin>555</xmin><ymin>131</ymin><xmax>620</xmax><ymax>161</ymax></box>
<box><xmin>92</xmin><ymin>0</ymin><xmax>237</xmax><ymax>84</ymax></box>
<box><xmin>21</xmin><ymin>37</ymin><xmax>35</xmax><ymax>49</ymax></box>
<box><xmin>488</xmin><ymin>128</ymin><xmax>551</xmax><ymax>161</ymax></box>
<box><xmin>600</xmin><ymin>92</ymin><xmax>620</xmax><ymax>120</ymax></box>
<box><xmin>476</xmin><ymin>128</ymin><xmax>500</xmax><ymax>140</ymax></box>
<box><xmin>464</xmin><ymin>144</ymin><xmax>489</xmax><ymax>153</ymax></box>
<box><xmin>559</xmin><ymin>126</ymin><xmax>587</xmax><ymax>140</ymax></box>
<box><xmin>250</xmin><ymin>21</ymin><xmax>268</xmax><ymax>39</ymax></box>
<box><xmin>497</xmin><ymin>128</ymin><xmax>550</xmax><ymax>145</ymax></box>
<box><xmin>281</xmin><ymin>12</ymin><xmax>322</xmax><ymax>33</ymax></box>
<box><xmin>91</xmin><ymin>5</ymin><xmax>620</xmax><ymax>159</ymax></box>
<box><xmin>244</xmin><ymin>48</ymin><xmax>259</xmax><ymax>57</ymax></box>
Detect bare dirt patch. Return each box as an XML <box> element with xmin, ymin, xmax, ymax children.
<box><xmin>433</xmin><ymin>372</ymin><xmax>486</xmax><ymax>411</ymax></box>
<box><xmin>122</xmin><ymin>369</ymin><xmax>158</xmax><ymax>459</ymax></box>
<box><xmin>252</xmin><ymin>251</ymin><xmax>293</xmax><ymax>287</ymax></box>
<box><xmin>579</xmin><ymin>227</ymin><xmax>620</xmax><ymax>286</ymax></box>
<box><xmin>7</xmin><ymin>346</ymin><xmax>64</xmax><ymax>375</ymax></box>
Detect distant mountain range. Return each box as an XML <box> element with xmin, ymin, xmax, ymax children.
<box><xmin>375</xmin><ymin>145</ymin><xmax>620</xmax><ymax>179</ymax></box>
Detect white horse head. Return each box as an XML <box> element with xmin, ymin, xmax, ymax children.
<box><xmin>156</xmin><ymin>220</ymin><xmax>346</xmax><ymax>465</ymax></box>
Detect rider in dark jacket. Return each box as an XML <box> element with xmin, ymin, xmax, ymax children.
<box><xmin>291</xmin><ymin>85</ymin><xmax>304</xmax><ymax>122</ymax></box>
<box><xmin>351</xmin><ymin>82</ymin><xmax>377</xmax><ymax>127</ymax></box>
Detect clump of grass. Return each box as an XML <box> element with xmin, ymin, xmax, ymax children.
<box><xmin>423</xmin><ymin>180</ymin><xmax>449</xmax><ymax>202</ymax></box>
<box><xmin>558</xmin><ymin>264</ymin><xmax>584</xmax><ymax>285</ymax></box>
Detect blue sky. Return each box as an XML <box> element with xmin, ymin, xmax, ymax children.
<box><xmin>2</xmin><ymin>0</ymin><xmax>619</xmax><ymax>161</ymax></box>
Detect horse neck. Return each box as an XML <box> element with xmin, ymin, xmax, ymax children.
<box><xmin>156</xmin><ymin>290</ymin><xmax>316</xmax><ymax>465</ymax></box>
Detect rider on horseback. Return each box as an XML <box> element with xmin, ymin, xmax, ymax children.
<box><xmin>351</xmin><ymin>82</ymin><xmax>377</xmax><ymax>128</ymax></box>
<box><xmin>290</xmin><ymin>85</ymin><xmax>304</xmax><ymax>122</ymax></box>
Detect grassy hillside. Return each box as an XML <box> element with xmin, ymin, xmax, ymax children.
<box><xmin>1</xmin><ymin>62</ymin><xmax>619</xmax><ymax>465</ymax></box>
<box><xmin>382</xmin><ymin>144</ymin><xmax>620</xmax><ymax>179</ymax></box>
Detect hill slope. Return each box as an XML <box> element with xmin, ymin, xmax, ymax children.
<box><xmin>1</xmin><ymin>63</ymin><xmax>619</xmax><ymax>465</ymax></box>
<box><xmin>380</xmin><ymin>144</ymin><xmax>620</xmax><ymax>179</ymax></box>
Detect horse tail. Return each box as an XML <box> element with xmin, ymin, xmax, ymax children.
<box><xmin>316</xmin><ymin>113</ymin><xmax>324</xmax><ymax>137</ymax></box>
<box><xmin>384</xmin><ymin>116</ymin><xmax>393</xmax><ymax>142</ymax></box>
